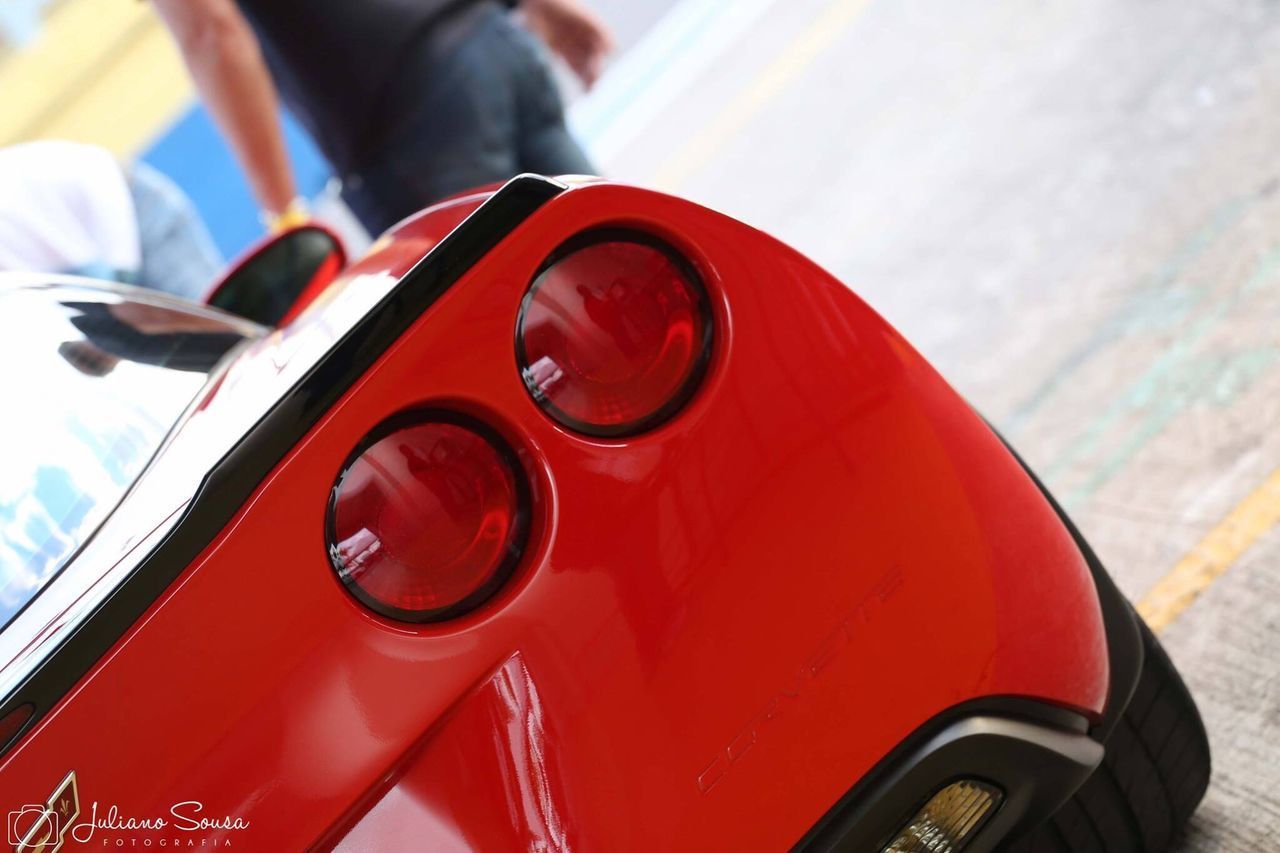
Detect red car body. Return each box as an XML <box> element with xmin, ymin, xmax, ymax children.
<box><xmin>0</xmin><ymin>177</ymin><xmax>1142</xmax><ymax>851</ymax></box>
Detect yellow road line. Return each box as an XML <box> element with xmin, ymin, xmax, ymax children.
<box><xmin>1138</xmin><ymin>467</ymin><xmax>1280</xmax><ymax>631</ymax></box>
<box><xmin>652</xmin><ymin>0</ymin><xmax>875</xmax><ymax>189</ymax></box>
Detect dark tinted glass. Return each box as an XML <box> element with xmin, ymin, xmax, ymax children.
<box><xmin>207</xmin><ymin>227</ymin><xmax>343</xmax><ymax>326</ymax></box>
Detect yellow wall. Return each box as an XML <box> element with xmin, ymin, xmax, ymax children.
<box><xmin>0</xmin><ymin>0</ymin><xmax>192</xmax><ymax>156</ymax></box>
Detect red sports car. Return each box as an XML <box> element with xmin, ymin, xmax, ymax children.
<box><xmin>0</xmin><ymin>176</ymin><xmax>1208</xmax><ymax>852</ymax></box>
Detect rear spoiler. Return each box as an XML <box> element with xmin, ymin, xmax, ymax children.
<box><xmin>0</xmin><ymin>175</ymin><xmax>567</xmax><ymax>757</ymax></box>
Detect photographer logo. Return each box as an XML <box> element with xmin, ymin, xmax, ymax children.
<box><xmin>7</xmin><ymin>770</ymin><xmax>78</xmax><ymax>853</ymax></box>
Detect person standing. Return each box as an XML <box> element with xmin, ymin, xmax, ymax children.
<box><xmin>154</xmin><ymin>0</ymin><xmax>613</xmax><ymax>236</ymax></box>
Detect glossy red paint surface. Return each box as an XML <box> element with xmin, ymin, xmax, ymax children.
<box><xmin>0</xmin><ymin>182</ymin><xmax>1107</xmax><ymax>850</ymax></box>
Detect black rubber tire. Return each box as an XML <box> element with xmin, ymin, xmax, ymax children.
<box><xmin>1003</xmin><ymin>618</ymin><xmax>1210</xmax><ymax>852</ymax></box>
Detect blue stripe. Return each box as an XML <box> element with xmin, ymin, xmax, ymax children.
<box><xmin>139</xmin><ymin>106</ymin><xmax>333</xmax><ymax>259</ymax></box>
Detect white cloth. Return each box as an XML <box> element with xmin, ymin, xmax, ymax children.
<box><xmin>0</xmin><ymin>140</ymin><xmax>141</xmax><ymax>274</ymax></box>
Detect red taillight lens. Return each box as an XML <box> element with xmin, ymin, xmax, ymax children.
<box><xmin>516</xmin><ymin>231</ymin><xmax>712</xmax><ymax>436</ymax></box>
<box><xmin>327</xmin><ymin>413</ymin><xmax>528</xmax><ymax>623</ymax></box>
<box><xmin>0</xmin><ymin>703</ymin><xmax>33</xmax><ymax>755</ymax></box>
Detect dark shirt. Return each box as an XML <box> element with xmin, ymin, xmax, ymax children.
<box><xmin>234</xmin><ymin>0</ymin><xmax>466</xmax><ymax>174</ymax></box>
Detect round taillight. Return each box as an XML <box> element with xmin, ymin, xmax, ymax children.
<box><xmin>516</xmin><ymin>231</ymin><xmax>712</xmax><ymax>437</ymax></box>
<box><xmin>0</xmin><ymin>703</ymin><xmax>33</xmax><ymax>755</ymax></box>
<box><xmin>327</xmin><ymin>412</ymin><xmax>528</xmax><ymax>623</ymax></box>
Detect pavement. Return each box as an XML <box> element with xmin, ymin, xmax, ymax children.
<box><xmin>575</xmin><ymin>0</ymin><xmax>1280</xmax><ymax>848</ymax></box>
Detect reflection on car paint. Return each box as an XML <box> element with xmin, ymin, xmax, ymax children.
<box><xmin>0</xmin><ymin>267</ymin><xmax>395</xmax><ymax>698</ymax></box>
<box><xmin>332</xmin><ymin>653</ymin><xmax>572</xmax><ymax>851</ymax></box>
<box><xmin>0</xmin><ymin>285</ymin><xmax>251</xmax><ymax>628</ymax></box>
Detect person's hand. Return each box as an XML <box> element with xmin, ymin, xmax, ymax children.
<box><xmin>262</xmin><ymin>197</ymin><xmax>311</xmax><ymax>234</ymax></box>
<box><xmin>521</xmin><ymin>0</ymin><xmax>614</xmax><ymax>90</ymax></box>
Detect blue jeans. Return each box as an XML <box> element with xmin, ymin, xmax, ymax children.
<box><xmin>127</xmin><ymin>162</ymin><xmax>223</xmax><ymax>301</ymax></box>
<box><xmin>341</xmin><ymin>2</ymin><xmax>594</xmax><ymax>235</ymax></box>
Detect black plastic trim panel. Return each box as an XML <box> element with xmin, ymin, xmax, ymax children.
<box><xmin>793</xmin><ymin>698</ymin><xmax>1103</xmax><ymax>852</ymax></box>
<box><xmin>796</xmin><ymin>424</ymin><xmax>1145</xmax><ymax>851</ymax></box>
<box><xmin>0</xmin><ymin>175</ymin><xmax>565</xmax><ymax>754</ymax></box>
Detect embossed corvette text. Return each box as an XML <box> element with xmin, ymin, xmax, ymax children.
<box><xmin>695</xmin><ymin>566</ymin><xmax>905</xmax><ymax>794</ymax></box>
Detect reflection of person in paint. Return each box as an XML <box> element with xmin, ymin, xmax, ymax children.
<box><xmin>578</xmin><ymin>282</ymin><xmax>644</xmax><ymax>359</ymax></box>
<box><xmin>58</xmin><ymin>301</ymin><xmax>245</xmax><ymax>378</ymax></box>
<box><xmin>399</xmin><ymin>431</ymin><xmax>496</xmax><ymax>532</ymax></box>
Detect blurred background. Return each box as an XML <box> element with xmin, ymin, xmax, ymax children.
<box><xmin>4</xmin><ymin>0</ymin><xmax>1279</xmax><ymax>848</ymax></box>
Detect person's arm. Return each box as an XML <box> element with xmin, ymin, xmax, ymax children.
<box><xmin>521</xmin><ymin>0</ymin><xmax>614</xmax><ymax>89</ymax></box>
<box><xmin>152</xmin><ymin>0</ymin><xmax>299</xmax><ymax>220</ymax></box>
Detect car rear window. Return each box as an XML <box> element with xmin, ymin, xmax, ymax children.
<box><xmin>0</xmin><ymin>283</ymin><xmax>257</xmax><ymax>629</ymax></box>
